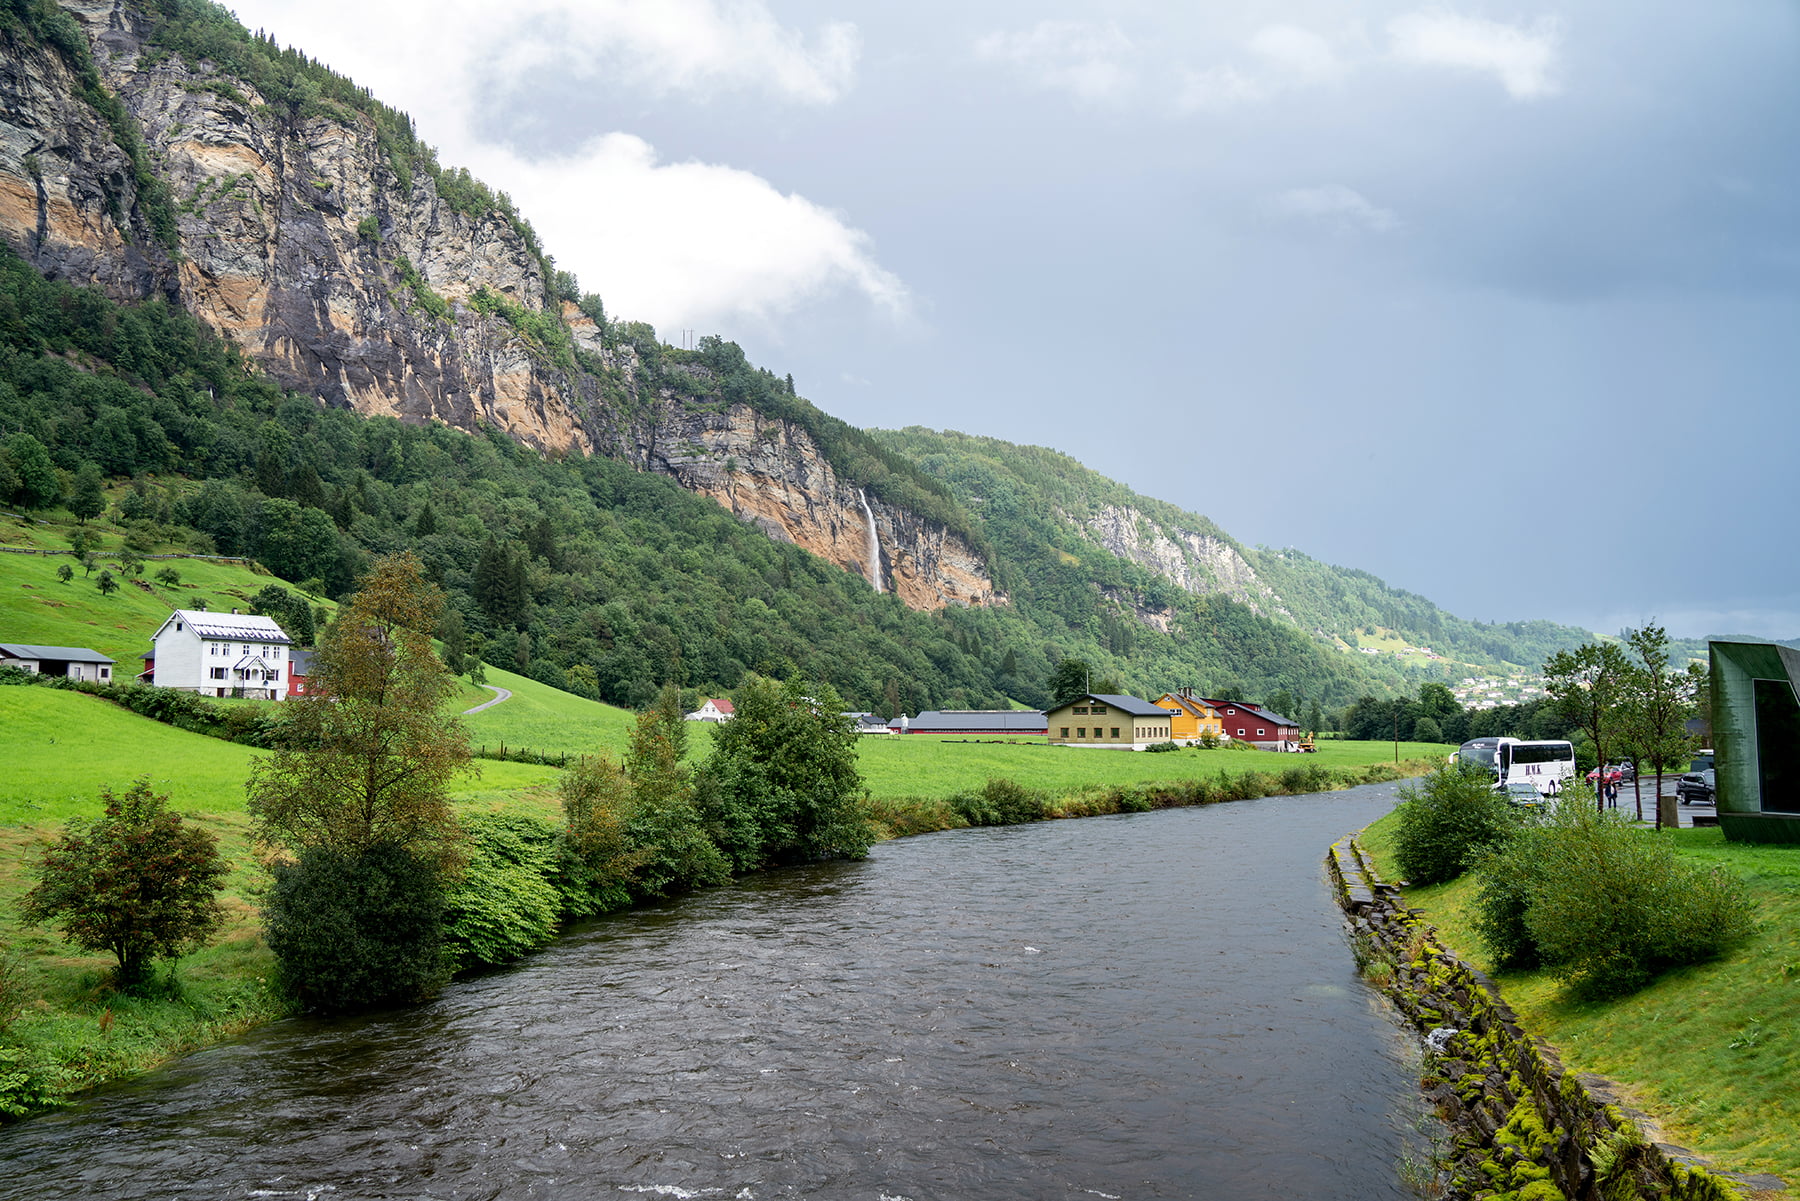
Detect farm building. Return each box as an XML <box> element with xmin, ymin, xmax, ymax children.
<box><xmin>686</xmin><ymin>698</ymin><xmax>736</xmax><ymax>722</ymax></box>
<box><xmin>1152</xmin><ymin>688</ymin><xmax>1223</xmax><ymax>741</ymax></box>
<box><xmin>1045</xmin><ymin>694</ymin><xmax>1171</xmax><ymax>749</ymax></box>
<box><xmin>1205</xmin><ymin>699</ymin><xmax>1302</xmax><ymax>749</ymax></box>
<box><xmin>0</xmin><ymin>643</ymin><xmax>115</xmax><ymax>683</ymax></box>
<box><xmin>895</xmin><ymin>710</ymin><xmax>1048</xmax><ymax>736</ymax></box>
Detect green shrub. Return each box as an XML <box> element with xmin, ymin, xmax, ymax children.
<box><xmin>442</xmin><ymin>813</ymin><xmax>562</xmax><ymax>971</ymax></box>
<box><xmin>1390</xmin><ymin>764</ymin><xmax>1518</xmax><ymax>885</ymax></box>
<box><xmin>1144</xmin><ymin>740</ymin><xmax>1180</xmax><ymax>753</ymax></box>
<box><xmin>1476</xmin><ymin>796</ymin><xmax>1756</xmax><ymax>998</ymax></box>
<box><xmin>264</xmin><ymin>842</ymin><xmax>449</xmax><ymax>1012</ymax></box>
<box><xmin>951</xmin><ymin>777</ymin><xmax>1045</xmax><ymax>826</ymax></box>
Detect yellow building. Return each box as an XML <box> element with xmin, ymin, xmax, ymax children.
<box><xmin>1152</xmin><ymin>688</ymin><xmax>1223</xmax><ymax>741</ymax></box>
<box><xmin>1045</xmin><ymin>693</ymin><xmax>1172</xmax><ymax>748</ymax></box>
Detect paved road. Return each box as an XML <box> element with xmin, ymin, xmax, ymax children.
<box><xmin>1600</xmin><ymin>773</ymin><xmax>1714</xmax><ymax>828</ymax></box>
<box><xmin>462</xmin><ymin>684</ymin><xmax>512</xmax><ymax>715</ymax></box>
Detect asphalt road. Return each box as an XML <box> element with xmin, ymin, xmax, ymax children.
<box><xmin>1597</xmin><ymin>772</ymin><xmax>1713</xmax><ymax>828</ymax></box>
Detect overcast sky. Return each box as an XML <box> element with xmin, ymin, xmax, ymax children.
<box><xmin>225</xmin><ymin>0</ymin><xmax>1800</xmax><ymax>642</ymax></box>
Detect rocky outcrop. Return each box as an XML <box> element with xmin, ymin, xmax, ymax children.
<box><xmin>1082</xmin><ymin>503</ymin><xmax>1287</xmax><ymax>616</ymax></box>
<box><xmin>621</xmin><ymin>397</ymin><xmax>996</xmax><ymax>610</ymax></box>
<box><xmin>0</xmin><ymin>2</ymin><xmax>996</xmax><ymax>610</ymax></box>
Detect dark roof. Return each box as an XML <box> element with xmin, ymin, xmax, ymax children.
<box><xmin>160</xmin><ymin>609</ymin><xmax>293</xmax><ymax>644</ymax></box>
<box><xmin>0</xmin><ymin>643</ymin><xmax>115</xmax><ymax>664</ymax></box>
<box><xmin>1208</xmin><ymin>699</ymin><xmax>1297</xmax><ymax>726</ymax></box>
<box><xmin>290</xmin><ymin>648</ymin><xmax>316</xmax><ymax>674</ymax></box>
<box><xmin>1048</xmin><ymin>693</ymin><xmax>1167</xmax><ymax>718</ymax></box>
<box><xmin>903</xmin><ymin>709</ymin><xmax>1047</xmax><ymax>733</ymax></box>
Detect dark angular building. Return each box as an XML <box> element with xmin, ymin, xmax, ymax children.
<box><xmin>1711</xmin><ymin>640</ymin><xmax>1800</xmax><ymax>844</ymax></box>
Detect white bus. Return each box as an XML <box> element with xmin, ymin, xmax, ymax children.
<box><xmin>1456</xmin><ymin>737</ymin><xmax>1577</xmax><ymax>794</ymax></box>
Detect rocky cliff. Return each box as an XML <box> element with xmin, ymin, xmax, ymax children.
<box><xmin>1081</xmin><ymin>503</ymin><xmax>1287</xmax><ymax>619</ymax></box>
<box><xmin>0</xmin><ymin>0</ymin><xmax>994</xmax><ymax>610</ymax></box>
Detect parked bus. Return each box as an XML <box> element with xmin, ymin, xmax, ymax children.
<box><xmin>1456</xmin><ymin>737</ymin><xmax>1577</xmax><ymax>794</ymax></box>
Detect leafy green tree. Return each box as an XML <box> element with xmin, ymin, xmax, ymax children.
<box><xmin>96</xmin><ymin>569</ymin><xmax>117</xmax><ymax>597</ymax></box>
<box><xmin>1544</xmin><ymin>640</ymin><xmax>1633</xmax><ymax>812</ymax></box>
<box><xmin>1619</xmin><ymin>625</ymin><xmax>1700</xmax><ymax>826</ymax></box>
<box><xmin>67</xmin><ymin>462</ymin><xmax>105</xmax><ymax>524</ymax></box>
<box><xmin>698</xmin><ymin>676</ymin><xmax>871</xmax><ymax>870</ymax></box>
<box><xmin>437</xmin><ymin>606</ymin><xmax>467</xmax><ymax>675</ymax></box>
<box><xmin>622</xmin><ymin>684</ymin><xmax>729</xmax><ymax>895</ymax></box>
<box><xmin>2</xmin><ymin>433</ymin><xmax>60</xmax><ymax>510</ymax></box>
<box><xmin>263</xmin><ymin>842</ymin><xmax>449</xmax><ymax>1012</ymax></box>
<box><xmin>247</xmin><ymin>552</ymin><xmax>471</xmax><ymax>865</ymax></box>
<box><xmin>55</xmin><ymin>563</ymin><xmax>72</xmax><ymax>584</ymax></box>
<box><xmin>19</xmin><ymin>778</ymin><xmax>227</xmax><ymax>994</ymax></box>
<box><xmin>1390</xmin><ymin>764</ymin><xmax>1517</xmax><ymax>886</ymax></box>
<box><xmin>154</xmin><ymin>566</ymin><xmax>181</xmax><ymax>586</ymax></box>
<box><xmin>1046</xmin><ymin>657</ymin><xmax>1091</xmax><ymax>707</ymax></box>
<box><xmin>558</xmin><ymin>754</ymin><xmax>651</xmax><ymax>915</ymax></box>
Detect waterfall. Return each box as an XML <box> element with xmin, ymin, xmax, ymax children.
<box><xmin>857</xmin><ymin>488</ymin><xmax>883</xmax><ymax>593</ymax></box>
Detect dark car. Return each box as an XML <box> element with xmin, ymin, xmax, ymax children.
<box><xmin>1677</xmin><ymin>751</ymin><xmax>1715</xmax><ymax>805</ymax></box>
<box><xmin>1498</xmin><ymin>780</ymin><xmax>1546</xmax><ymax>807</ymax></box>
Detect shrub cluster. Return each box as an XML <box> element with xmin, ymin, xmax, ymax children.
<box><xmin>1471</xmin><ymin>793</ymin><xmax>1754</xmax><ymax>997</ymax></box>
<box><xmin>1390</xmin><ymin>764</ymin><xmax>1519</xmax><ymax>886</ymax></box>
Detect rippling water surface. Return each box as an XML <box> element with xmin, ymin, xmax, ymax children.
<box><xmin>0</xmin><ymin>782</ymin><xmax>1421</xmax><ymax>1200</ymax></box>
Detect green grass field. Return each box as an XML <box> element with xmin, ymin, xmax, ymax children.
<box><xmin>457</xmin><ymin>666</ymin><xmax>639</xmax><ymax>759</ymax></box>
<box><xmin>1359</xmin><ymin>812</ymin><xmax>1800</xmax><ymax>1184</ymax></box>
<box><xmin>853</xmin><ymin>736</ymin><xmax>1452</xmax><ymax>799</ymax></box>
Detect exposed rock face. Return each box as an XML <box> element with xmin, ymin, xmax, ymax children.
<box><xmin>624</xmin><ymin>398</ymin><xmax>997</xmax><ymax>610</ymax></box>
<box><xmin>0</xmin><ymin>2</ymin><xmax>996</xmax><ymax>610</ymax></box>
<box><xmin>1082</xmin><ymin>504</ymin><xmax>1286</xmax><ymax>616</ymax></box>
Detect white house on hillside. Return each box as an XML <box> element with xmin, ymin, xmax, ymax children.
<box><xmin>685</xmin><ymin>698</ymin><xmax>735</xmax><ymax>722</ymax></box>
<box><xmin>145</xmin><ymin>609</ymin><xmax>294</xmax><ymax>700</ymax></box>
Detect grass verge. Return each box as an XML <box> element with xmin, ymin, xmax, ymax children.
<box><xmin>1359</xmin><ymin>811</ymin><xmax>1800</xmax><ymax>1186</ymax></box>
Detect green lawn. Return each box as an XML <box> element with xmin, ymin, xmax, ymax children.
<box><xmin>457</xmin><ymin>666</ymin><xmax>638</xmax><ymax>758</ymax></box>
<box><xmin>1359</xmin><ymin>812</ymin><xmax>1800</xmax><ymax>1185</ymax></box>
<box><xmin>854</xmin><ymin>736</ymin><xmax>1451</xmax><ymax>800</ymax></box>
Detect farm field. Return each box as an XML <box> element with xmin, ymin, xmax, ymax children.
<box><xmin>853</xmin><ymin>735</ymin><xmax>1452</xmax><ymax>799</ymax></box>
<box><xmin>457</xmin><ymin>666</ymin><xmax>638</xmax><ymax>759</ymax></box>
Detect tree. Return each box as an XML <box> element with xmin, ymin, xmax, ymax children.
<box><xmin>621</xmin><ymin>683</ymin><xmax>728</xmax><ymax>894</ymax></box>
<box><xmin>68</xmin><ymin>462</ymin><xmax>105</xmax><ymax>524</ymax></box>
<box><xmin>96</xmin><ymin>569</ymin><xmax>117</xmax><ymax>597</ymax></box>
<box><xmin>437</xmin><ymin>606</ymin><xmax>467</xmax><ymax>675</ymax></box>
<box><xmin>1543</xmin><ymin>640</ymin><xmax>1633</xmax><ymax>812</ymax></box>
<box><xmin>1619</xmin><ymin>625</ymin><xmax>1701</xmax><ymax>828</ymax></box>
<box><xmin>247</xmin><ymin>552</ymin><xmax>471</xmax><ymax>864</ymax></box>
<box><xmin>3</xmin><ymin>433</ymin><xmax>60</xmax><ymax>510</ymax></box>
<box><xmin>1046</xmin><ymin>657</ymin><xmax>1091</xmax><ymax>707</ymax></box>
<box><xmin>19</xmin><ymin>778</ymin><xmax>227</xmax><ymax>994</ymax></box>
<box><xmin>56</xmin><ymin>563</ymin><xmax>72</xmax><ymax>584</ymax></box>
<box><xmin>155</xmin><ymin>566</ymin><xmax>181</xmax><ymax>587</ymax></box>
<box><xmin>697</xmin><ymin>676</ymin><xmax>871</xmax><ymax>871</ymax></box>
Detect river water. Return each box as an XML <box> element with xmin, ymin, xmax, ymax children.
<box><xmin>0</xmin><ymin>782</ymin><xmax>1423</xmax><ymax>1200</ymax></box>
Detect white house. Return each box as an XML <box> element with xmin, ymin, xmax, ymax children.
<box><xmin>685</xmin><ymin>697</ymin><xmax>735</xmax><ymax>723</ymax></box>
<box><xmin>0</xmin><ymin>643</ymin><xmax>115</xmax><ymax>682</ymax></box>
<box><xmin>145</xmin><ymin>609</ymin><xmax>294</xmax><ymax>700</ymax></box>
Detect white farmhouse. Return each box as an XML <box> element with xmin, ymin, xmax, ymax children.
<box><xmin>146</xmin><ymin>609</ymin><xmax>294</xmax><ymax>700</ymax></box>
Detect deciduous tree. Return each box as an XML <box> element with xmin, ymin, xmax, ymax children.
<box><xmin>1544</xmin><ymin>640</ymin><xmax>1633</xmax><ymax>812</ymax></box>
<box><xmin>20</xmin><ymin>778</ymin><xmax>227</xmax><ymax>994</ymax></box>
<box><xmin>1619</xmin><ymin>624</ymin><xmax>1701</xmax><ymax>828</ymax></box>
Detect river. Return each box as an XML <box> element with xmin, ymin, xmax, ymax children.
<box><xmin>0</xmin><ymin>782</ymin><xmax>1425</xmax><ymax>1200</ymax></box>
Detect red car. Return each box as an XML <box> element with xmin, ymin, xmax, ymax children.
<box><xmin>1585</xmin><ymin>764</ymin><xmax>1633</xmax><ymax>785</ymax></box>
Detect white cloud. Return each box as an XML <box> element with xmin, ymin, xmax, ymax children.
<box><xmin>974</xmin><ymin>20</ymin><xmax>1138</xmax><ymax>104</ymax></box>
<box><xmin>222</xmin><ymin>1</ymin><xmax>894</xmax><ymax>334</ymax></box>
<box><xmin>1275</xmin><ymin>185</ymin><xmax>1401</xmax><ymax>233</ymax></box>
<box><xmin>1247</xmin><ymin>25</ymin><xmax>1344</xmax><ymax>84</ymax></box>
<box><xmin>1174</xmin><ymin>24</ymin><xmax>1343</xmax><ymax>113</ymax></box>
<box><xmin>1388</xmin><ymin>11</ymin><xmax>1563</xmax><ymax>100</ymax></box>
<box><xmin>466</xmin><ymin>134</ymin><xmax>908</xmax><ymax>333</ymax></box>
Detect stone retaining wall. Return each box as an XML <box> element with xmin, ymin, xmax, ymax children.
<box><xmin>1327</xmin><ymin>835</ymin><xmax>1756</xmax><ymax>1201</ymax></box>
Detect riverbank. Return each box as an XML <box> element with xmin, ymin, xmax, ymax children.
<box><xmin>1344</xmin><ymin>812</ymin><xmax>1800</xmax><ymax>1196</ymax></box>
<box><xmin>0</xmin><ymin>747</ymin><xmax>1440</xmax><ymax>1118</ymax></box>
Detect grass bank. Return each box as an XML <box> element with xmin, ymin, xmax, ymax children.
<box><xmin>1358</xmin><ymin>811</ymin><xmax>1800</xmax><ymax>1187</ymax></box>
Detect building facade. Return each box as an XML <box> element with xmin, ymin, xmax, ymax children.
<box><xmin>145</xmin><ymin>610</ymin><xmax>294</xmax><ymax>700</ymax></box>
<box><xmin>0</xmin><ymin>643</ymin><xmax>115</xmax><ymax>682</ymax></box>
<box><xmin>1045</xmin><ymin>694</ymin><xmax>1171</xmax><ymax>748</ymax></box>
<box><xmin>1152</xmin><ymin>688</ymin><xmax>1223</xmax><ymax>741</ymax></box>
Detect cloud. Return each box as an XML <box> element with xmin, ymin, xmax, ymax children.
<box><xmin>223</xmin><ymin>0</ymin><xmax>894</xmax><ymax>334</ymax></box>
<box><xmin>465</xmin><ymin>134</ymin><xmax>909</xmax><ymax>334</ymax></box>
<box><xmin>1247</xmin><ymin>25</ymin><xmax>1345</xmax><ymax>84</ymax></box>
<box><xmin>1388</xmin><ymin>11</ymin><xmax>1563</xmax><ymax>99</ymax></box>
<box><xmin>974</xmin><ymin>20</ymin><xmax>1138</xmax><ymax>104</ymax></box>
<box><xmin>1275</xmin><ymin>185</ymin><xmax>1401</xmax><ymax>233</ymax></box>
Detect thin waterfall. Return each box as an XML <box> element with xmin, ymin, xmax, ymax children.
<box><xmin>857</xmin><ymin>488</ymin><xmax>883</xmax><ymax>592</ymax></box>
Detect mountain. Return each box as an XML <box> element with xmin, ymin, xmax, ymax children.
<box><xmin>0</xmin><ymin>0</ymin><xmax>1600</xmax><ymax>715</ymax></box>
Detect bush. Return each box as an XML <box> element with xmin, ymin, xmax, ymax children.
<box><xmin>1390</xmin><ymin>764</ymin><xmax>1518</xmax><ymax>886</ymax></box>
<box><xmin>951</xmin><ymin>777</ymin><xmax>1045</xmax><ymax>826</ymax></box>
<box><xmin>264</xmin><ymin>842</ymin><xmax>450</xmax><ymax>1012</ymax></box>
<box><xmin>1473</xmin><ymin>795</ymin><xmax>1756</xmax><ymax>997</ymax></box>
<box><xmin>1143</xmin><ymin>740</ymin><xmax>1180</xmax><ymax>753</ymax></box>
<box><xmin>442</xmin><ymin>813</ymin><xmax>562</xmax><ymax>971</ymax></box>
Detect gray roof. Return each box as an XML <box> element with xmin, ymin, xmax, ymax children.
<box><xmin>163</xmin><ymin>609</ymin><xmax>292</xmax><ymax>644</ymax></box>
<box><xmin>0</xmin><ymin>643</ymin><xmax>115</xmax><ymax>664</ymax></box>
<box><xmin>1050</xmin><ymin>693</ymin><xmax>1168</xmax><ymax>718</ymax></box>
<box><xmin>903</xmin><ymin>709</ymin><xmax>1048</xmax><ymax>733</ymax></box>
<box><xmin>1212</xmin><ymin>700</ymin><xmax>1298</xmax><ymax>727</ymax></box>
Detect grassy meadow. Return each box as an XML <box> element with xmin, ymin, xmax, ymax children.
<box><xmin>1359</xmin><ymin>812</ymin><xmax>1800</xmax><ymax>1185</ymax></box>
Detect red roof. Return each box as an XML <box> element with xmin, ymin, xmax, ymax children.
<box><xmin>708</xmin><ymin>698</ymin><xmax>735</xmax><ymax>714</ymax></box>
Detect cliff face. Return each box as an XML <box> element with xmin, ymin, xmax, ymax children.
<box><xmin>1082</xmin><ymin>503</ymin><xmax>1287</xmax><ymax>618</ymax></box>
<box><xmin>0</xmin><ymin>1</ymin><xmax>995</xmax><ymax>610</ymax></box>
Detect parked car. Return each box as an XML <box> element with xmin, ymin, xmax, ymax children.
<box><xmin>1498</xmin><ymin>780</ymin><xmax>1546</xmax><ymax>807</ymax></box>
<box><xmin>1677</xmin><ymin>751</ymin><xmax>1716</xmax><ymax>805</ymax></box>
<box><xmin>1585</xmin><ymin>763</ymin><xmax>1634</xmax><ymax>784</ymax></box>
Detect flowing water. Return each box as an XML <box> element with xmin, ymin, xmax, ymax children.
<box><xmin>857</xmin><ymin>489</ymin><xmax>883</xmax><ymax>593</ymax></box>
<box><xmin>0</xmin><ymin>782</ymin><xmax>1425</xmax><ymax>1200</ymax></box>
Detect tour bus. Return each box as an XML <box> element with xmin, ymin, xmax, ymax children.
<box><xmin>1456</xmin><ymin>737</ymin><xmax>1577</xmax><ymax>794</ymax></box>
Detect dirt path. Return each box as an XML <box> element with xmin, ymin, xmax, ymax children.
<box><xmin>462</xmin><ymin>684</ymin><xmax>512</xmax><ymax>715</ymax></box>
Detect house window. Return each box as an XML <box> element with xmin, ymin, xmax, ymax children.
<box><xmin>1073</xmin><ymin>706</ymin><xmax>1087</xmax><ymax>714</ymax></box>
<box><xmin>1237</xmin><ymin>728</ymin><xmax>1246</xmax><ymax>736</ymax></box>
<box><xmin>1060</xmin><ymin>728</ymin><xmax>1070</xmax><ymax>739</ymax></box>
<box><xmin>270</xmin><ymin>671</ymin><xmax>280</xmax><ymax>683</ymax></box>
<box><xmin>1077</xmin><ymin>727</ymin><xmax>1087</xmax><ymax>738</ymax></box>
<box><xmin>210</xmin><ymin>667</ymin><xmax>227</xmax><ymax>680</ymax></box>
<box><xmin>1111</xmin><ymin>727</ymin><xmax>1120</xmax><ymax>739</ymax></box>
<box><xmin>1092</xmin><ymin>705</ymin><xmax>1107</xmax><ymax>715</ymax></box>
<box><xmin>1257</xmin><ymin>728</ymin><xmax>1266</xmax><ymax>736</ymax></box>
